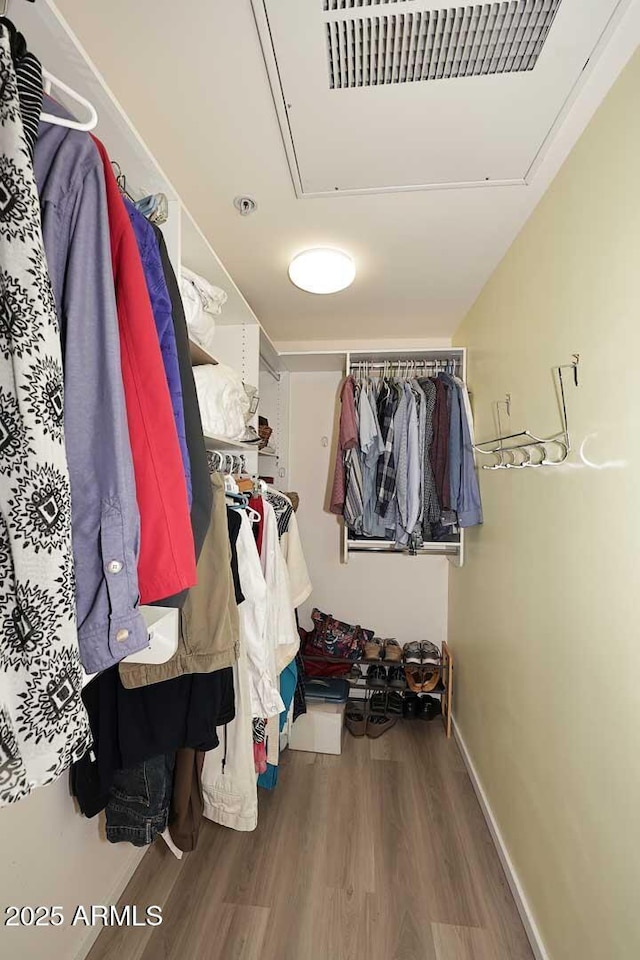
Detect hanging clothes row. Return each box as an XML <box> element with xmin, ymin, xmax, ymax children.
<box><xmin>330</xmin><ymin>360</ymin><xmax>483</xmax><ymax>548</ymax></box>
<box><xmin>201</xmin><ymin>479</ymin><xmax>311</xmax><ymax>835</ymax></box>
<box><xmin>71</xmin><ymin>465</ymin><xmax>242</xmax><ymax>841</ymax></box>
<box><xmin>0</xmin><ymin>21</ymin><xmax>314</xmax><ymax>831</ymax></box>
<box><xmin>78</xmin><ymin>474</ymin><xmax>310</xmax><ymax>851</ymax></box>
<box><xmin>0</xmin><ymin>25</ymin><xmax>92</xmax><ymax>805</ymax></box>
<box><xmin>1</xmin><ymin>14</ymin><xmax>205</xmax><ymax>803</ymax></box>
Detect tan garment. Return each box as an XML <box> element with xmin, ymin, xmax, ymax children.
<box><xmin>119</xmin><ymin>473</ymin><xmax>239</xmax><ymax>688</ymax></box>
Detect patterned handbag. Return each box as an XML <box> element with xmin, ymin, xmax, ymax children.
<box><xmin>306</xmin><ymin>608</ymin><xmax>373</xmax><ymax>661</ymax></box>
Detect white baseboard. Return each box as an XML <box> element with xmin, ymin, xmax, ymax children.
<box><xmin>452</xmin><ymin>716</ymin><xmax>551</xmax><ymax>960</ymax></box>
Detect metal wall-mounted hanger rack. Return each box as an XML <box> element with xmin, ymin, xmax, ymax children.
<box><xmin>473</xmin><ymin>355</ymin><xmax>579</xmax><ymax>469</ymax></box>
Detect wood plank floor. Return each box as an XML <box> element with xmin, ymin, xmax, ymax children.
<box><xmin>87</xmin><ymin>721</ymin><xmax>534</xmax><ymax>960</ymax></box>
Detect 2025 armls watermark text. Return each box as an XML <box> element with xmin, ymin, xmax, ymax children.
<box><xmin>5</xmin><ymin>905</ymin><xmax>163</xmax><ymax>927</ymax></box>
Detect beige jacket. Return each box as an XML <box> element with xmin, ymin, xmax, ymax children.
<box><xmin>119</xmin><ymin>473</ymin><xmax>239</xmax><ymax>688</ymax></box>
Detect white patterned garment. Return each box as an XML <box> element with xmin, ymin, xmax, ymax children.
<box><xmin>0</xmin><ymin>28</ymin><xmax>91</xmax><ymax>806</ymax></box>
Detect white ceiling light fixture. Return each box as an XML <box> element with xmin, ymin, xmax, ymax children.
<box><xmin>288</xmin><ymin>247</ymin><xmax>356</xmax><ymax>294</ymax></box>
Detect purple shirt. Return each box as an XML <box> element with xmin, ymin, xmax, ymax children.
<box><xmin>124</xmin><ymin>200</ymin><xmax>191</xmax><ymax>505</ymax></box>
<box><xmin>34</xmin><ymin>99</ymin><xmax>148</xmax><ymax>673</ymax></box>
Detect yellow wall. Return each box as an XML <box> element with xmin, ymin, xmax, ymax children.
<box><xmin>450</xmin><ymin>50</ymin><xmax>640</xmax><ymax>960</ymax></box>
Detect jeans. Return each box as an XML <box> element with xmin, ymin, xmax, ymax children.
<box><xmin>106</xmin><ymin>753</ymin><xmax>175</xmax><ymax>846</ymax></box>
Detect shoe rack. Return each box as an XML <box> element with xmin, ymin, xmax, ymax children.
<box><xmin>303</xmin><ymin>645</ymin><xmax>454</xmax><ymax>737</ymax></box>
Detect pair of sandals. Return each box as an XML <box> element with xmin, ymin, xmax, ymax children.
<box><xmin>370</xmin><ymin>690</ymin><xmax>403</xmax><ymax>716</ymax></box>
<box><xmin>405</xmin><ymin>665</ymin><xmax>441</xmax><ymax>693</ymax></box>
<box><xmin>345</xmin><ymin>703</ymin><xmax>397</xmax><ymax>739</ymax></box>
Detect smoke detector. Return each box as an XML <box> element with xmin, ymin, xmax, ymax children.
<box><xmin>234</xmin><ymin>196</ymin><xmax>258</xmax><ymax>216</ymax></box>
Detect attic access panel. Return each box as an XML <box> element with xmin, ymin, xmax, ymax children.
<box><xmin>252</xmin><ymin>0</ymin><xmax>626</xmax><ymax>195</ymax></box>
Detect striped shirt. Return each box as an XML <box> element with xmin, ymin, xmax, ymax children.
<box><xmin>15</xmin><ymin>40</ymin><xmax>43</xmax><ymax>159</ymax></box>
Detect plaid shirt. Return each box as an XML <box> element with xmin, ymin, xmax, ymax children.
<box><xmin>375</xmin><ymin>382</ymin><xmax>399</xmax><ymax>518</ymax></box>
<box><xmin>417</xmin><ymin>378</ymin><xmax>441</xmax><ymax>526</ymax></box>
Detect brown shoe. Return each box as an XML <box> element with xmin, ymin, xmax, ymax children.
<box><xmin>366</xmin><ymin>715</ymin><xmax>397</xmax><ymax>739</ymax></box>
<box><xmin>405</xmin><ymin>666</ymin><xmax>424</xmax><ymax>693</ymax></box>
<box><xmin>346</xmin><ymin>703</ymin><xmax>366</xmax><ymax>737</ymax></box>
<box><xmin>364</xmin><ymin>637</ymin><xmax>384</xmax><ymax>662</ymax></box>
<box><xmin>405</xmin><ymin>665</ymin><xmax>441</xmax><ymax>693</ymax></box>
<box><xmin>383</xmin><ymin>639</ymin><xmax>402</xmax><ymax>662</ymax></box>
<box><xmin>420</xmin><ymin>667</ymin><xmax>442</xmax><ymax>692</ymax></box>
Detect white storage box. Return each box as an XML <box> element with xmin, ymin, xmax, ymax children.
<box><xmin>289</xmin><ymin>700</ymin><xmax>346</xmax><ymax>756</ymax></box>
<box><xmin>122</xmin><ymin>606</ymin><xmax>179</xmax><ymax>665</ymax></box>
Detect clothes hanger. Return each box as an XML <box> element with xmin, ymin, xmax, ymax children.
<box><xmin>1</xmin><ymin>2</ymin><xmax>98</xmax><ymax>131</ymax></box>
<box><xmin>245</xmin><ymin>506</ymin><xmax>262</xmax><ymax>525</ymax></box>
<box><xmin>224</xmin><ymin>472</ymin><xmax>239</xmax><ymax>495</ymax></box>
<box><xmin>41</xmin><ymin>69</ymin><xmax>98</xmax><ymax>131</ymax></box>
<box><xmin>135</xmin><ymin>192</ymin><xmax>168</xmax><ymax>225</ymax></box>
<box><xmin>210</xmin><ymin>450</ymin><xmax>224</xmax><ymax>473</ymax></box>
<box><xmin>111</xmin><ymin>161</ymin><xmax>136</xmax><ymax>203</ymax></box>
<box><xmin>252</xmin><ymin>476</ymin><xmax>266</xmax><ymax>496</ymax></box>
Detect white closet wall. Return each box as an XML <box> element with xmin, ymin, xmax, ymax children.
<box><xmin>258</xmin><ymin>331</ymin><xmax>291</xmax><ymax>488</ymax></box>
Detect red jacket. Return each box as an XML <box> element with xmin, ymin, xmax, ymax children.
<box><xmin>93</xmin><ymin>137</ymin><xmax>196</xmax><ymax>602</ymax></box>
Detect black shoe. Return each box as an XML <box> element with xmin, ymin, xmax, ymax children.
<box><xmin>403</xmin><ymin>692</ymin><xmax>420</xmax><ymax>719</ymax></box>
<box><xmin>387</xmin><ymin>691</ymin><xmax>404</xmax><ymax>716</ymax></box>
<box><xmin>367</xmin><ymin>664</ymin><xmax>388</xmax><ymax>688</ymax></box>
<box><xmin>388</xmin><ymin>665</ymin><xmax>406</xmax><ymax>689</ymax></box>
<box><xmin>417</xmin><ymin>695</ymin><xmax>441</xmax><ymax>721</ymax></box>
<box><xmin>369</xmin><ymin>691</ymin><xmax>387</xmax><ymax>715</ymax></box>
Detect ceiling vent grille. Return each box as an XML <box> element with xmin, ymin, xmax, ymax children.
<box><xmin>324</xmin><ymin>0</ymin><xmax>412</xmax><ymax>9</ymax></box>
<box><xmin>326</xmin><ymin>0</ymin><xmax>562</xmax><ymax>89</ymax></box>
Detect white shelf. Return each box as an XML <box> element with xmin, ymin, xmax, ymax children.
<box><xmin>14</xmin><ymin>2</ymin><xmax>259</xmax><ymax>333</ymax></box>
<box><xmin>180</xmin><ymin>210</ymin><xmax>259</xmax><ymax>328</ymax></box>
<box><xmin>189</xmin><ymin>340</ymin><xmax>218</xmax><ymax>367</ymax></box>
<box><xmin>258</xmin><ymin>450</ymin><xmax>278</xmax><ymax>459</ymax></box>
<box><xmin>279</xmin><ymin>351</ymin><xmax>347</xmax><ymax>373</ymax></box>
<box><xmin>204</xmin><ymin>435</ymin><xmax>259</xmax><ymax>452</ymax></box>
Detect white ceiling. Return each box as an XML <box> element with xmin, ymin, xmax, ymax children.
<box><xmin>255</xmin><ymin>0</ymin><xmax>613</xmax><ymax>194</ymax></box>
<box><xmin>52</xmin><ymin>0</ymin><xmax>637</xmax><ymax>342</ymax></box>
